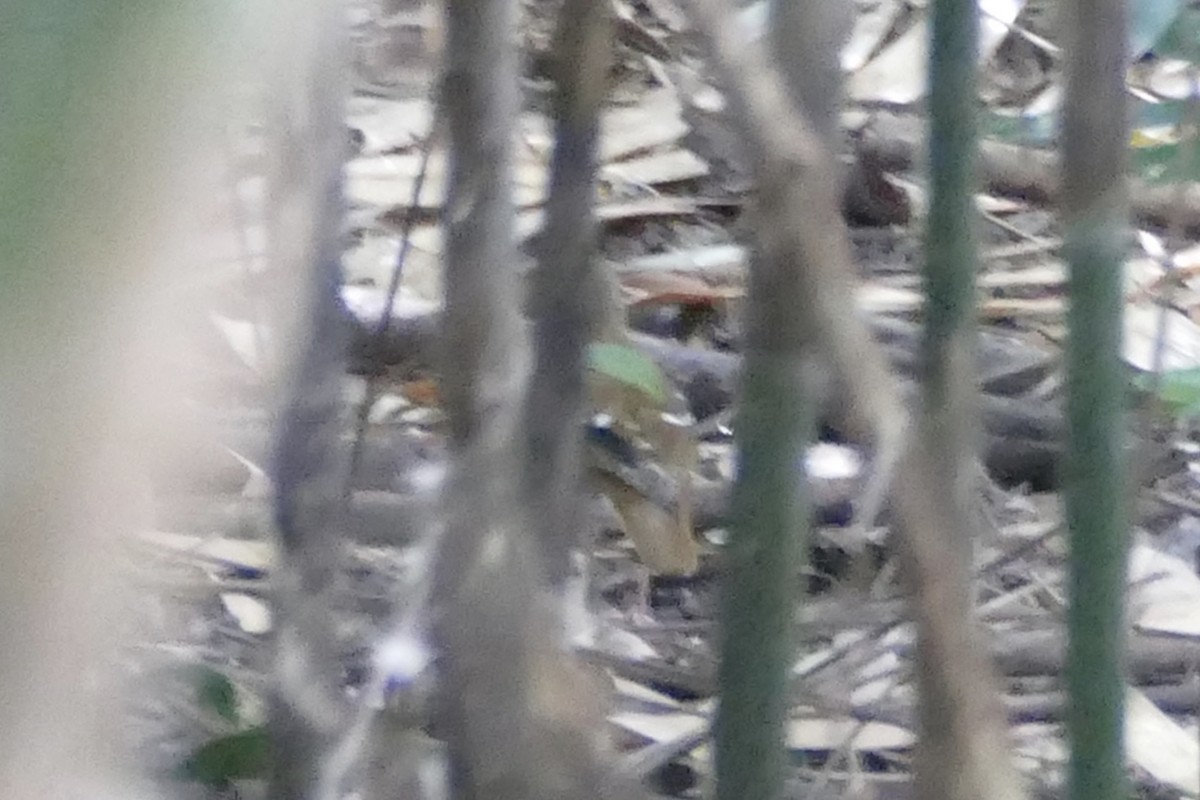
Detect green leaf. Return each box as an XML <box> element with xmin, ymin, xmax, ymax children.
<box><xmin>587</xmin><ymin>343</ymin><xmax>668</xmax><ymax>405</ymax></box>
<box><xmin>1134</xmin><ymin>367</ymin><xmax>1200</xmax><ymax>417</ymax></box>
<box><xmin>193</xmin><ymin>665</ymin><xmax>240</xmax><ymax>725</ymax></box>
<box><xmin>178</xmin><ymin>726</ymin><xmax>269</xmax><ymax>787</ymax></box>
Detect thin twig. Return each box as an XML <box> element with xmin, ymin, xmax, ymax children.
<box><xmin>344</xmin><ymin>88</ymin><xmax>443</xmax><ymax>504</ymax></box>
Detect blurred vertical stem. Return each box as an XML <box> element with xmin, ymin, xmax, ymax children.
<box><xmin>521</xmin><ymin>0</ymin><xmax>611</xmax><ymax>585</ymax></box>
<box><xmin>430</xmin><ymin>0</ymin><xmax>555</xmax><ymax>797</ymax></box>
<box><xmin>919</xmin><ymin>0</ymin><xmax>980</xmax><ymax>796</ymax></box>
<box><xmin>263</xmin><ymin>0</ymin><xmax>352</xmax><ymax>796</ymax></box>
<box><xmin>1061</xmin><ymin>0</ymin><xmax>1130</xmax><ymax>795</ymax></box>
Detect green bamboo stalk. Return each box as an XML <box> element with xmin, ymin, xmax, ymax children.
<box><xmin>1061</xmin><ymin>0</ymin><xmax>1131</xmax><ymax>794</ymax></box>
<box><xmin>715</xmin><ymin>344</ymin><xmax>811</xmax><ymax>800</ymax></box>
<box><xmin>714</xmin><ymin>2</ymin><xmax>829</xmax><ymax>793</ymax></box>
<box><xmin>924</xmin><ymin>0</ymin><xmax>980</xmax><ymax>455</ymax></box>
<box><xmin>918</xmin><ymin>0</ymin><xmax>981</xmax><ymax>795</ymax></box>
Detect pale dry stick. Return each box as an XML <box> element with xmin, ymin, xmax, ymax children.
<box><xmin>979</xmin><ymin>207</ymin><xmax>1059</xmax><ymax>253</ymax></box>
<box><xmin>617</xmin><ymin>727</ymin><xmax>711</xmax><ymax>783</ymax></box>
<box><xmin>998</xmin><ymin>18</ymin><xmax>1060</xmax><ymax>57</ymax></box>
<box><xmin>685</xmin><ymin>3</ymin><xmax>1027</xmax><ymax>800</ymax></box>
<box><xmin>811</xmin><ymin>674</ymin><xmax>910</xmax><ymax>797</ymax></box>
<box><xmin>982</xmin><ymin>237</ymin><xmax>1063</xmax><ymax>261</ymax></box>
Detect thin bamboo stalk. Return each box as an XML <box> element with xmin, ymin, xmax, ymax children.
<box><xmin>713</xmin><ymin>0</ymin><xmax>839</xmax><ymax>792</ymax></box>
<box><xmin>1061</xmin><ymin>0</ymin><xmax>1131</xmax><ymax>795</ymax></box>
<box><xmin>917</xmin><ymin>0</ymin><xmax>983</xmax><ymax>796</ymax></box>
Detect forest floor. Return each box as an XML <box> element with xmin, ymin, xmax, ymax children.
<box><xmin>132</xmin><ymin>1</ymin><xmax>1200</xmax><ymax>798</ymax></box>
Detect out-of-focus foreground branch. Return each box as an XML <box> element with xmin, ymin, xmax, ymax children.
<box><xmin>521</xmin><ymin>0</ymin><xmax>613</xmax><ymax>586</ymax></box>
<box><xmin>0</xmin><ymin>4</ymin><xmax>266</xmax><ymax>799</ymax></box>
<box><xmin>263</xmin><ymin>1</ymin><xmax>354</xmax><ymax>798</ymax></box>
<box><xmin>428</xmin><ymin>0</ymin><xmax>617</xmax><ymax>798</ymax></box>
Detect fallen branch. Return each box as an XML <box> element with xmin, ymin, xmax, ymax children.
<box><xmin>862</xmin><ymin>116</ymin><xmax>1200</xmax><ymax>233</ymax></box>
